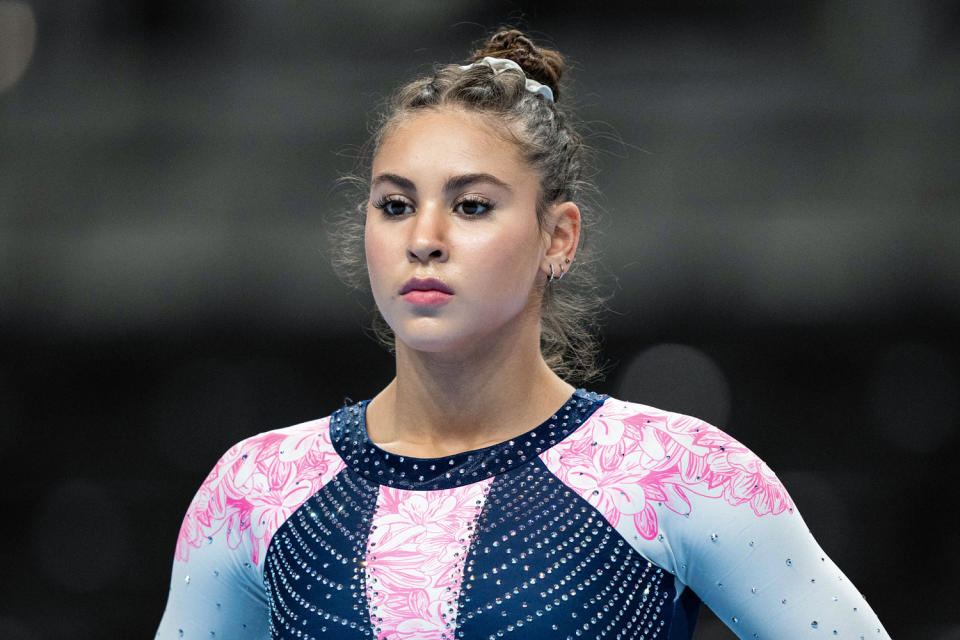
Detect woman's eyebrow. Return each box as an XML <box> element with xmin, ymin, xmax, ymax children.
<box><xmin>371</xmin><ymin>173</ymin><xmax>416</xmax><ymax>192</ymax></box>
<box><xmin>370</xmin><ymin>172</ymin><xmax>512</xmax><ymax>193</ymax></box>
<box><xmin>443</xmin><ymin>173</ymin><xmax>512</xmax><ymax>193</ymax></box>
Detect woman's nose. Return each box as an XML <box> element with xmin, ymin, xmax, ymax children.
<box><xmin>406</xmin><ymin>204</ymin><xmax>448</xmax><ymax>263</ymax></box>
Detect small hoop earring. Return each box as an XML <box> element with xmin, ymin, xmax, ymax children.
<box><xmin>548</xmin><ymin>263</ymin><xmax>556</xmax><ymax>283</ymax></box>
<box><xmin>558</xmin><ymin>263</ymin><xmax>566</xmax><ymax>280</ymax></box>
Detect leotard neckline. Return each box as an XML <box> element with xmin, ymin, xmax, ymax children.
<box><xmin>328</xmin><ymin>388</ymin><xmax>608</xmax><ymax>490</ymax></box>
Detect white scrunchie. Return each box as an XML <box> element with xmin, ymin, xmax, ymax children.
<box><xmin>458</xmin><ymin>56</ymin><xmax>555</xmax><ymax>102</ymax></box>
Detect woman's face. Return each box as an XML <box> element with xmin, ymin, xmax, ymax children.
<box><xmin>365</xmin><ymin>107</ymin><xmax>547</xmax><ymax>354</ymax></box>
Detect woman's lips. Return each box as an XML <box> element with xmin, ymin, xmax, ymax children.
<box><xmin>399</xmin><ymin>277</ymin><xmax>454</xmax><ymax>295</ymax></box>
<box><xmin>399</xmin><ymin>277</ymin><xmax>454</xmax><ymax>306</ymax></box>
<box><xmin>401</xmin><ymin>290</ymin><xmax>453</xmax><ymax>306</ymax></box>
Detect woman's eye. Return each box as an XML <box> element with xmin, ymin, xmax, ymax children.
<box><xmin>454</xmin><ymin>199</ymin><xmax>491</xmax><ymax>216</ymax></box>
<box><xmin>385</xmin><ymin>200</ymin><xmax>410</xmax><ymax>216</ymax></box>
<box><xmin>375</xmin><ymin>197</ymin><xmax>413</xmax><ymax>216</ymax></box>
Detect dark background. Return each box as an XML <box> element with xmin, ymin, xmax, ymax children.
<box><xmin>2</xmin><ymin>1</ymin><xmax>958</xmax><ymax>638</ymax></box>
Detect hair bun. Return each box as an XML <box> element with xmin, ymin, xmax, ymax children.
<box><xmin>472</xmin><ymin>29</ymin><xmax>565</xmax><ymax>100</ymax></box>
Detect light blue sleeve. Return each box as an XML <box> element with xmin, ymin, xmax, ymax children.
<box><xmin>657</xmin><ymin>484</ymin><xmax>889</xmax><ymax>639</ymax></box>
<box><xmin>615</xmin><ymin>406</ymin><xmax>893</xmax><ymax>640</ymax></box>
<box><xmin>155</xmin><ymin>415</ymin><xmax>345</xmax><ymax>639</ymax></box>
<box><xmin>155</xmin><ymin>528</ymin><xmax>270</xmax><ymax>640</ymax></box>
<box><xmin>542</xmin><ymin>398</ymin><xmax>891</xmax><ymax>639</ymax></box>
<box><xmin>153</xmin><ymin>441</ymin><xmax>273</xmax><ymax>640</ymax></box>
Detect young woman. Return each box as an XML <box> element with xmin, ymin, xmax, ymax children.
<box><xmin>156</xmin><ymin>30</ymin><xmax>889</xmax><ymax>640</ymax></box>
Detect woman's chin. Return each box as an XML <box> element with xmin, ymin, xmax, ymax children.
<box><xmin>392</xmin><ymin>320</ymin><xmax>489</xmax><ymax>355</ymax></box>
<box><xmin>395</xmin><ymin>330</ymin><xmax>471</xmax><ymax>354</ymax></box>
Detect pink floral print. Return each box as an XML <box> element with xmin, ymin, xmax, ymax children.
<box><xmin>540</xmin><ymin>400</ymin><xmax>794</xmax><ymax>540</ymax></box>
<box><xmin>174</xmin><ymin>418</ymin><xmax>345</xmax><ymax>566</ymax></box>
<box><xmin>364</xmin><ymin>480</ymin><xmax>492</xmax><ymax>640</ymax></box>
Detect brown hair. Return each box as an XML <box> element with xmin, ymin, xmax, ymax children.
<box><xmin>330</xmin><ymin>29</ymin><xmax>608</xmax><ymax>383</ymax></box>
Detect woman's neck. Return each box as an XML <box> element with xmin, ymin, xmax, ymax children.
<box><xmin>365</xmin><ymin>315</ymin><xmax>575</xmax><ymax>458</ymax></box>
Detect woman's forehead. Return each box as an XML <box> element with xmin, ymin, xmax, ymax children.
<box><xmin>372</xmin><ymin>108</ymin><xmax>532</xmax><ymax>181</ymax></box>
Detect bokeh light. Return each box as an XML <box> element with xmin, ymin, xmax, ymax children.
<box><xmin>0</xmin><ymin>1</ymin><xmax>36</xmax><ymax>93</ymax></box>
<box><xmin>34</xmin><ymin>478</ymin><xmax>130</xmax><ymax>592</ymax></box>
<box><xmin>866</xmin><ymin>342</ymin><xmax>959</xmax><ymax>454</ymax></box>
<box><xmin>616</xmin><ymin>343</ymin><xmax>731</xmax><ymax>428</ymax></box>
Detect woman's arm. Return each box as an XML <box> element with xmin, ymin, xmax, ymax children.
<box><xmin>155</xmin><ymin>517</ymin><xmax>270</xmax><ymax>639</ymax></box>
<box><xmin>662</xmin><ymin>469</ymin><xmax>888</xmax><ymax>638</ymax></box>
<box><xmin>155</xmin><ymin>416</ymin><xmax>345</xmax><ymax>639</ymax></box>
<box><xmin>154</xmin><ymin>440</ymin><xmax>273</xmax><ymax>640</ymax></box>
<box><xmin>540</xmin><ymin>398</ymin><xmax>889</xmax><ymax>639</ymax></box>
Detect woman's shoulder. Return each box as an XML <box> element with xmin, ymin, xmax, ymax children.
<box><xmin>551</xmin><ymin>393</ymin><xmax>795</xmax><ymax>521</ymax></box>
<box><xmin>574</xmin><ymin>398</ymin><xmax>888</xmax><ymax>639</ymax></box>
<box><xmin>582</xmin><ymin>394</ymin><xmax>750</xmax><ymax>454</ymax></box>
<box><xmin>214</xmin><ymin>413</ymin><xmax>339</xmax><ymax>473</ymax></box>
<box><xmin>591</xmin><ymin>394</ymin><xmax>731</xmax><ymax>438</ymax></box>
<box><xmin>174</xmin><ymin>412</ymin><xmax>345</xmax><ymax>565</ymax></box>
<box><xmin>195</xmin><ymin>413</ymin><xmax>342</xmax><ymax>498</ymax></box>
<box><xmin>539</xmin><ymin>393</ymin><xmax>796</xmax><ymax>580</ymax></box>
<box><xmin>591</xmin><ymin>394</ymin><xmax>779</xmax><ymax>470</ymax></box>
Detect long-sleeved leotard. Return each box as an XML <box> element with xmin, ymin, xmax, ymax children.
<box><xmin>156</xmin><ymin>389</ymin><xmax>888</xmax><ymax>639</ymax></box>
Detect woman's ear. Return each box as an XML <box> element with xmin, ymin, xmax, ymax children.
<box><xmin>541</xmin><ymin>201</ymin><xmax>581</xmax><ymax>276</ymax></box>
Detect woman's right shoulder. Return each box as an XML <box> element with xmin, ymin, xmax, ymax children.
<box><xmin>173</xmin><ymin>412</ymin><xmax>347</xmax><ymax>565</ymax></box>
<box><xmin>205</xmin><ymin>414</ymin><xmax>340</xmax><ymax>485</ymax></box>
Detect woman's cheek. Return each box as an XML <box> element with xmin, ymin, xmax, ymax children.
<box><xmin>364</xmin><ymin>230</ymin><xmax>392</xmax><ymax>295</ymax></box>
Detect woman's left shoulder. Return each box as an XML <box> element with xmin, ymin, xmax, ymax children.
<box><xmin>552</xmin><ymin>394</ymin><xmax>795</xmax><ymax>519</ymax></box>
<box><xmin>595</xmin><ymin>395</ymin><xmax>775</xmax><ymax>460</ymax></box>
<box><xmin>589</xmin><ymin>395</ymin><xmax>746</xmax><ymax>447</ymax></box>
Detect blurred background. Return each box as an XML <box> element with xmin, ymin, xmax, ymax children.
<box><xmin>1</xmin><ymin>1</ymin><xmax>958</xmax><ymax>638</ymax></box>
